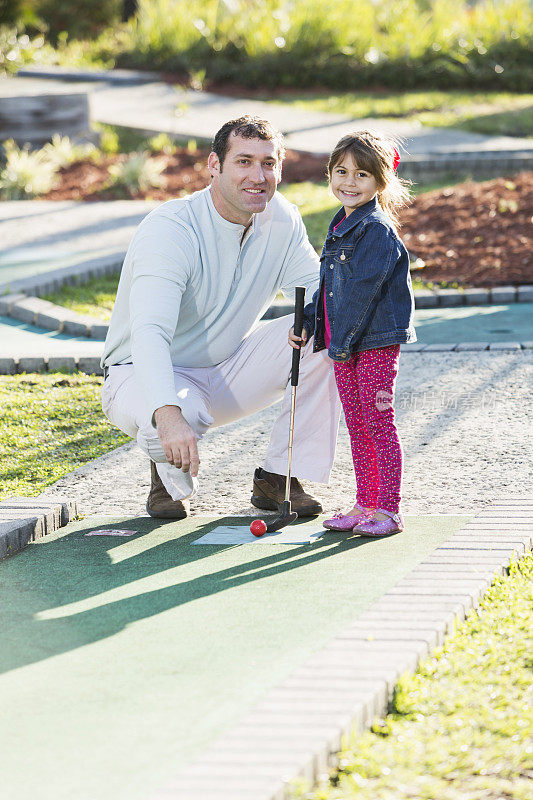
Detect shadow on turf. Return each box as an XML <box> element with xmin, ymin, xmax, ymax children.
<box><xmin>0</xmin><ymin>515</ymin><xmax>375</xmax><ymax>674</ymax></box>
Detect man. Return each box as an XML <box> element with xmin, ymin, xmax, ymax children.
<box><xmin>101</xmin><ymin>116</ymin><xmax>340</xmax><ymax>519</ymax></box>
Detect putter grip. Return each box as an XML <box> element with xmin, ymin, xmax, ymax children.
<box><xmin>291</xmin><ymin>286</ymin><xmax>305</xmax><ymax>386</ymax></box>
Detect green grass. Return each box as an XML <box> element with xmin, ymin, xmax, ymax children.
<box><xmin>411</xmin><ymin>278</ymin><xmax>463</xmax><ymax>292</ymax></box>
<box><xmin>93</xmin><ymin>123</ymin><xmax>201</xmax><ymax>156</ymax></box>
<box><xmin>290</xmin><ymin>553</ymin><xmax>533</xmax><ymax>800</ymax></box>
<box><xmin>42</xmin><ymin>273</ymin><xmax>120</xmax><ymax>321</ymax></box>
<box><xmin>0</xmin><ymin>374</ymin><xmax>129</xmax><ymax>501</ymax></box>
<box><xmin>265</xmin><ymin>91</ymin><xmax>533</xmax><ymax>138</ymax></box>
<box><xmin>281</xmin><ymin>182</ymin><xmax>338</xmax><ymax>251</ymax></box>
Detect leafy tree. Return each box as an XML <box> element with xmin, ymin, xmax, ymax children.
<box><xmin>27</xmin><ymin>0</ymin><xmax>122</xmax><ymax>44</ymax></box>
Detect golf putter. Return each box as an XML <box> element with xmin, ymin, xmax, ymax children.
<box><xmin>265</xmin><ymin>286</ymin><xmax>306</xmax><ymax>533</ymax></box>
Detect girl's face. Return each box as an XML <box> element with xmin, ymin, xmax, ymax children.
<box><xmin>330</xmin><ymin>152</ymin><xmax>378</xmax><ymax>216</ymax></box>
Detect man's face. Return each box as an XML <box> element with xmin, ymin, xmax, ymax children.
<box><xmin>208</xmin><ymin>133</ymin><xmax>282</xmax><ymax>225</ymax></box>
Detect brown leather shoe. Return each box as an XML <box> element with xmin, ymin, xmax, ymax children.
<box><xmin>251</xmin><ymin>468</ymin><xmax>322</xmax><ymax>517</ymax></box>
<box><xmin>146</xmin><ymin>461</ymin><xmax>189</xmax><ymax>519</ymax></box>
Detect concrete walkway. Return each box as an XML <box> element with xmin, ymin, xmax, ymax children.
<box><xmin>0</xmin><ymin>199</ymin><xmax>157</xmax><ymax>294</ymax></box>
<box><xmin>0</xmin><ymin>315</ymin><xmax>102</xmax><ymax>358</ymax></box>
<box><xmin>8</xmin><ymin>69</ymin><xmax>533</xmax><ymax>158</ymax></box>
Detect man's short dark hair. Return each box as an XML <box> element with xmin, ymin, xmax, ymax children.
<box><xmin>211</xmin><ymin>116</ymin><xmax>285</xmax><ymax>169</ymax></box>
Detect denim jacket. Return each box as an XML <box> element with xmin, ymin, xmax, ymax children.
<box><xmin>302</xmin><ymin>197</ymin><xmax>416</xmax><ymax>360</ymax></box>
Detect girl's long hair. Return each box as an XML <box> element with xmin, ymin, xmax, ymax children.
<box><xmin>327</xmin><ymin>130</ymin><xmax>411</xmax><ymax>226</ymax></box>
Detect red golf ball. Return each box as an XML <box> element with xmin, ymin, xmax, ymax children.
<box><xmin>250</xmin><ymin>519</ymin><xmax>267</xmax><ymax>537</ymax></box>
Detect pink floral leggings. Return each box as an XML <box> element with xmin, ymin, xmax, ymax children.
<box><xmin>333</xmin><ymin>344</ymin><xmax>402</xmax><ymax>513</ymax></box>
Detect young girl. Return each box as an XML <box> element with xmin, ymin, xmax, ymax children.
<box><xmin>289</xmin><ymin>130</ymin><xmax>416</xmax><ymax>537</ymax></box>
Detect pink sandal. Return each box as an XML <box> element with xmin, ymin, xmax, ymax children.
<box><xmin>323</xmin><ymin>507</ymin><xmax>375</xmax><ymax>531</ymax></box>
<box><xmin>352</xmin><ymin>509</ymin><xmax>404</xmax><ymax>537</ymax></box>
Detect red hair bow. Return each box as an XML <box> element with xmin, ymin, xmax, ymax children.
<box><xmin>393</xmin><ymin>148</ymin><xmax>400</xmax><ymax>171</ymax></box>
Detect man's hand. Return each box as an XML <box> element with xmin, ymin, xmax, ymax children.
<box><xmin>153</xmin><ymin>405</ymin><xmax>200</xmax><ymax>477</ymax></box>
<box><xmin>288</xmin><ymin>326</ymin><xmax>308</xmax><ymax>350</ymax></box>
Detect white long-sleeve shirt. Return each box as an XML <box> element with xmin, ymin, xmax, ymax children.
<box><xmin>102</xmin><ymin>187</ymin><xmax>320</xmax><ymax>421</ymax></box>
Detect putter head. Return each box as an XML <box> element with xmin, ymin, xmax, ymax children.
<box><xmin>265</xmin><ymin>501</ymin><xmax>298</xmax><ymax>533</ymax></box>
<box><xmin>265</xmin><ymin>511</ymin><xmax>298</xmax><ymax>534</ymax></box>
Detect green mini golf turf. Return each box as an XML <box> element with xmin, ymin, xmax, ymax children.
<box><xmin>0</xmin><ymin>514</ymin><xmax>472</xmax><ymax>800</ymax></box>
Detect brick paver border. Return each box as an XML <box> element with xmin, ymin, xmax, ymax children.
<box><xmin>0</xmin><ymin>496</ymin><xmax>78</xmax><ymax>559</ymax></box>
<box><xmin>149</xmin><ymin>499</ymin><xmax>533</xmax><ymax>800</ymax></box>
<box><xmin>0</xmin><ymin>343</ymin><xmax>531</xmax><ymax>377</ymax></box>
<box><xmin>1</xmin><ymin>286</ymin><xmax>532</xmax><ymax>343</ymax></box>
<box><xmin>1</xmin><ymin>286</ymin><xmax>531</xmax><ymax>376</ymax></box>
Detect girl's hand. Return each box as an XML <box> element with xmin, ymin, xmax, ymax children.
<box><xmin>288</xmin><ymin>326</ymin><xmax>308</xmax><ymax>350</ymax></box>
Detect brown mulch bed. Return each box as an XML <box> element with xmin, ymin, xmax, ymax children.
<box><xmin>44</xmin><ymin>149</ymin><xmax>211</xmax><ymax>202</ymax></box>
<box><xmin>44</xmin><ymin>148</ymin><xmax>326</xmax><ymax>202</ymax></box>
<box><xmin>43</xmin><ymin>149</ymin><xmax>531</xmax><ymax>287</ymax></box>
<box><xmin>400</xmin><ymin>173</ymin><xmax>532</xmax><ymax>287</ymax></box>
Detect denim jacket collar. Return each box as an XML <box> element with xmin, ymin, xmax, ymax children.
<box><xmin>306</xmin><ymin>194</ymin><xmax>416</xmax><ymax>358</ymax></box>
<box><xmin>327</xmin><ymin>196</ymin><xmax>379</xmax><ymax>240</ymax></box>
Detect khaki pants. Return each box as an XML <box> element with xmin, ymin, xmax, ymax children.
<box><xmin>101</xmin><ymin>315</ymin><xmax>341</xmax><ymax>501</ymax></box>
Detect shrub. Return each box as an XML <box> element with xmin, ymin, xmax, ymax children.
<box><xmin>98</xmin><ymin>126</ymin><xmax>120</xmax><ymax>155</ymax></box>
<box><xmin>148</xmin><ymin>133</ymin><xmax>176</xmax><ymax>155</ymax></box>
<box><xmin>7</xmin><ymin>0</ymin><xmax>532</xmax><ymax>91</ymax></box>
<box><xmin>0</xmin><ymin>138</ymin><xmax>59</xmax><ymax>198</ymax></box>
<box><xmin>107</xmin><ymin>151</ymin><xmax>166</xmax><ymax>193</ymax></box>
<box><xmin>0</xmin><ymin>1</ymin><xmax>35</xmax><ymax>27</ymax></box>
<box><xmin>113</xmin><ymin>0</ymin><xmax>533</xmax><ymax>91</ymax></box>
<box><xmin>28</xmin><ymin>0</ymin><xmax>122</xmax><ymax>45</ymax></box>
<box><xmin>0</xmin><ymin>25</ymin><xmax>45</xmax><ymax>75</ymax></box>
<box><xmin>42</xmin><ymin>134</ymin><xmax>96</xmax><ymax>168</ymax></box>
